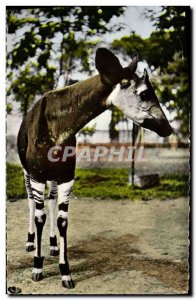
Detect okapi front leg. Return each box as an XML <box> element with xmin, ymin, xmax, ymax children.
<box><xmin>47</xmin><ymin>181</ymin><xmax>59</xmax><ymax>256</ymax></box>
<box><xmin>24</xmin><ymin>170</ymin><xmax>35</xmax><ymax>252</ymax></box>
<box><xmin>57</xmin><ymin>180</ymin><xmax>74</xmax><ymax>289</ymax></box>
<box><xmin>30</xmin><ymin>179</ymin><xmax>46</xmax><ymax>282</ymax></box>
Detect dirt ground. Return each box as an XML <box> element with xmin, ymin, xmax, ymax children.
<box><xmin>7</xmin><ymin>196</ymin><xmax>189</xmax><ymax>295</ymax></box>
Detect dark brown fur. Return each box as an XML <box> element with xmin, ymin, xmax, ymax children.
<box><xmin>17</xmin><ymin>75</ymin><xmax>112</xmax><ymax>183</ymax></box>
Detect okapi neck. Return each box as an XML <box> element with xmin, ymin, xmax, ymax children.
<box><xmin>43</xmin><ymin>75</ymin><xmax>112</xmax><ymax>143</ymax></box>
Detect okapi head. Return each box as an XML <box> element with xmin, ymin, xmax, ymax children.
<box><xmin>96</xmin><ymin>48</ymin><xmax>172</xmax><ymax>137</ymax></box>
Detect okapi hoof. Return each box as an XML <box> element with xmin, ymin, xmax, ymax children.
<box><xmin>50</xmin><ymin>246</ymin><xmax>59</xmax><ymax>256</ymax></box>
<box><xmin>26</xmin><ymin>233</ymin><xmax>35</xmax><ymax>252</ymax></box>
<box><xmin>62</xmin><ymin>276</ymin><xmax>75</xmax><ymax>289</ymax></box>
<box><xmin>32</xmin><ymin>271</ymin><xmax>43</xmax><ymax>282</ymax></box>
<box><xmin>50</xmin><ymin>236</ymin><xmax>59</xmax><ymax>256</ymax></box>
<box><xmin>26</xmin><ymin>242</ymin><xmax>35</xmax><ymax>252</ymax></box>
<box><xmin>32</xmin><ymin>257</ymin><xmax>44</xmax><ymax>282</ymax></box>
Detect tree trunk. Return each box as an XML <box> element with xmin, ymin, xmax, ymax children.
<box><xmin>23</xmin><ymin>98</ymin><xmax>28</xmax><ymax>117</ymax></box>
<box><xmin>64</xmin><ymin>56</ymin><xmax>72</xmax><ymax>86</ymax></box>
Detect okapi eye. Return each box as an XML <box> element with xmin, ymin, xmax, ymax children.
<box><xmin>120</xmin><ymin>79</ymin><xmax>131</xmax><ymax>89</ymax></box>
<box><xmin>140</xmin><ymin>90</ymin><xmax>151</xmax><ymax>101</ymax></box>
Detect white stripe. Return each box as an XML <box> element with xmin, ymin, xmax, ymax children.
<box><xmin>136</xmin><ymin>84</ymin><xmax>148</xmax><ymax>95</ymax></box>
<box><xmin>59</xmin><ymin>237</ymin><xmax>65</xmax><ymax>264</ymax></box>
<box><xmin>57</xmin><ymin>210</ymin><xmax>68</xmax><ymax>219</ymax></box>
<box><xmin>32</xmin><ymin>190</ymin><xmax>44</xmax><ymax>198</ymax></box>
<box><xmin>30</xmin><ymin>180</ymin><xmax>45</xmax><ymax>192</ymax></box>
<box><xmin>62</xmin><ymin>275</ymin><xmax>72</xmax><ymax>281</ymax></box>
<box><xmin>26</xmin><ymin>242</ymin><xmax>34</xmax><ymax>247</ymax></box>
<box><xmin>32</xmin><ymin>268</ymin><xmax>42</xmax><ymax>274</ymax></box>
<box><xmin>50</xmin><ymin>246</ymin><xmax>58</xmax><ymax>251</ymax></box>
<box><xmin>23</xmin><ymin>169</ymin><xmax>28</xmax><ymax>176</ymax></box>
<box><xmin>58</xmin><ymin>180</ymin><xmax>74</xmax><ymax>205</ymax></box>
<box><xmin>35</xmin><ymin>209</ymin><xmax>45</xmax><ymax>217</ymax></box>
<box><xmin>48</xmin><ymin>199</ymin><xmax>57</xmax><ymax>237</ymax></box>
<box><xmin>28</xmin><ymin>198</ymin><xmax>35</xmax><ymax>233</ymax></box>
<box><xmin>47</xmin><ymin>181</ymin><xmax>57</xmax><ymax>197</ymax></box>
<box><xmin>106</xmin><ymin>84</ymin><xmax>120</xmax><ymax>106</ymax></box>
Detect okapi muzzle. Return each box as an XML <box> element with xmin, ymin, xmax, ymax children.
<box><xmin>142</xmin><ymin>104</ymin><xmax>173</xmax><ymax>137</ymax></box>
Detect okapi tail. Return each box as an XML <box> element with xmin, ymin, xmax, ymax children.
<box><xmin>17</xmin><ymin>118</ymin><xmax>29</xmax><ymax>172</ymax></box>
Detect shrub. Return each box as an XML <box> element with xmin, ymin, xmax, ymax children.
<box><xmin>6</xmin><ymin>162</ymin><xmax>26</xmax><ymax>199</ymax></box>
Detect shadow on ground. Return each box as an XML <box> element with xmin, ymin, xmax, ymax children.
<box><xmin>8</xmin><ymin>233</ymin><xmax>188</xmax><ymax>293</ymax></box>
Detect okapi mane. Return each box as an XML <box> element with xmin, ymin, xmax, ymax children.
<box><xmin>45</xmin><ymin>75</ymin><xmax>111</xmax><ymax>110</ymax></box>
<box><xmin>43</xmin><ymin>75</ymin><xmax>112</xmax><ymax>136</ymax></box>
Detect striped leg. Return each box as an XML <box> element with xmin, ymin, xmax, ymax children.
<box><xmin>30</xmin><ymin>178</ymin><xmax>46</xmax><ymax>282</ymax></box>
<box><xmin>24</xmin><ymin>170</ymin><xmax>35</xmax><ymax>252</ymax></box>
<box><xmin>47</xmin><ymin>181</ymin><xmax>59</xmax><ymax>256</ymax></box>
<box><xmin>57</xmin><ymin>179</ymin><xmax>74</xmax><ymax>289</ymax></box>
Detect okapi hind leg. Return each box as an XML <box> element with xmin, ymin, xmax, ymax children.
<box><xmin>47</xmin><ymin>181</ymin><xmax>59</xmax><ymax>256</ymax></box>
<box><xmin>24</xmin><ymin>170</ymin><xmax>35</xmax><ymax>252</ymax></box>
<box><xmin>30</xmin><ymin>178</ymin><xmax>46</xmax><ymax>282</ymax></box>
<box><xmin>57</xmin><ymin>179</ymin><xmax>75</xmax><ymax>289</ymax></box>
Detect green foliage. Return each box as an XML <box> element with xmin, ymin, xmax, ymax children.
<box><xmin>6</xmin><ymin>162</ymin><xmax>26</xmax><ymax>199</ymax></box>
<box><xmin>6</xmin><ymin>7</ymin><xmax>125</xmax><ymax>115</ymax></box>
<box><xmin>7</xmin><ymin>63</ymin><xmax>56</xmax><ymax>115</ymax></box>
<box><xmin>79</xmin><ymin>124</ymin><xmax>96</xmax><ymax>143</ymax></box>
<box><xmin>151</xmin><ymin>6</ymin><xmax>190</xmax><ymax>136</ymax></box>
<box><xmin>152</xmin><ymin>53</ymin><xmax>190</xmax><ymax>136</ymax></box>
<box><xmin>6</xmin><ymin>103</ymin><xmax>12</xmax><ymax>114</ymax></box>
<box><xmin>112</xmin><ymin>7</ymin><xmax>189</xmax><ymax>69</ymax></box>
<box><xmin>112</xmin><ymin>32</ymin><xmax>145</xmax><ymax>59</ymax></box>
<box><xmin>79</xmin><ymin>124</ymin><xmax>96</xmax><ymax>136</ymax></box>
<box><xmin>112</xmin><ymin>31</ymin><xmax>175</xmax><ymax>70</ymax></box>
<box><xmin>153</xmin><ymin>6</ymin><xmax>189</xmax><ymax>59</ymax></box>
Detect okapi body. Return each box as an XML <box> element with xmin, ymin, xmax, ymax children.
<box><xmin>17</xmin><ymin>48</ymin><xmax>172</xmax><ymax>288</ymax></box>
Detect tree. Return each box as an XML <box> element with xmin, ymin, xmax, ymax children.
<box><xmin>6</xmin><ymin>7</ymin><xmax>124</xmax><ymax>116</ymax></box>
<box><xmin>152</xmin><ymin>53</ymin><xmax>190</xmax><ymax>136</ymax></box>
<box><xmin>79</xmin><ymin>124</ymin><xmax>96</xmax><ymax>144</ymax></box>
<box><xmin>109</xmin><ymin>107</ymin><xmax>124</xmax><ymax>141</ymax></box>
<box><xmin>151</xmin><ymin>6</ymin><xmax>190</xmax><ymax>60</ymax></box>
<box><xmin>149</xmin><ymin>6</ymin><xmax>190</xmax><ymax>136</ymax></box>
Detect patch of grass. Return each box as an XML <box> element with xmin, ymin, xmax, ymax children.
<box><xmin>74</xmin><ymin>168</ymin><xmax>189</xmax><ymax>200</ymax></box>
<box><xmin>6</xmin><ymin>163</ymin><xmax>189</xmax><ymax>200</ymax></box>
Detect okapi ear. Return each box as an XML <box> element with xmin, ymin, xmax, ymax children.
<box><xmin>128</xmin><ymin>54</ymin><xmax>138</xmax><ymax>73</ymax></box>
<box><xmin>95</xmin><ymin>48</ymin><xmax>123</xmax><ymax>85</ymax></box>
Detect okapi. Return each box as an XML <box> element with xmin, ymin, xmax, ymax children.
<box><xmin>17</xmin><ymin>48</ymin><xmax>172</xmax><ymax>289</ymax></box>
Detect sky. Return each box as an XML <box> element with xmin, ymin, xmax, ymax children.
<box><xmin>7</xmin><ymin>6</ymin><xmax>160</xmax><ymax>135</ymax></box>
<box><xmin>105</xmin><ymin>6</ymin><xmax>161</xmax><ymax>41</ymax></box>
